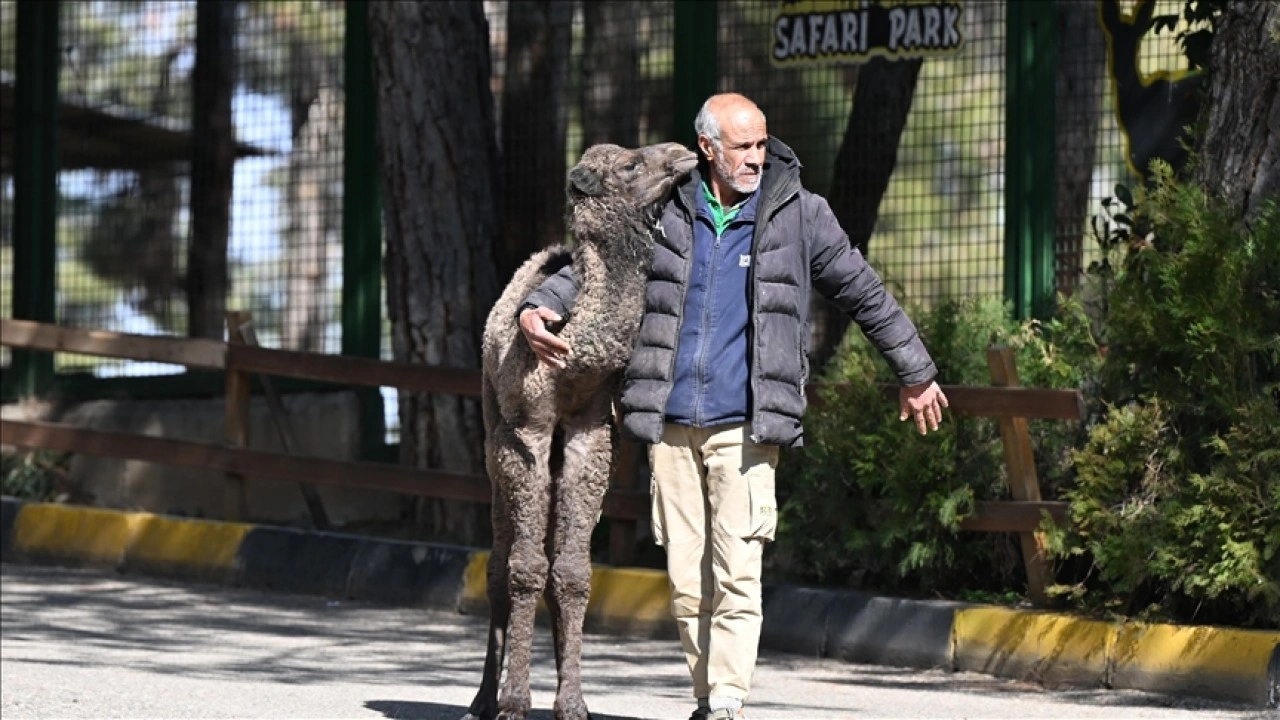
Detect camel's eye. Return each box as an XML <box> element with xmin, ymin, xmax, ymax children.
<box><xmin>623</xmin><ymin>160</ymin><xmax>640</xmax><ymax>173</ymax></box>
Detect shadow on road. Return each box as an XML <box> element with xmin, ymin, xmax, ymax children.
<box><xmin>0</xmin><ymin>562</ymin><xmax>686</xmax><ymax>700</ymax></box>
<box><xmin>365</xmin><ymin>699</ymin><xmax>649</xmax><ymax>720</ymax></box>
<box><xmin>3</xmin><ymin>563</ymin><xmax>1267</xmax><ymax>719</ymax></box>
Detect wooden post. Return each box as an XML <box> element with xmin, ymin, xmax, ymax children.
<box><xmin>236</xmin><ymin>318</ymin><xmax>332</xmax><ymax>531</ymax></box>
<box><xmin>224</xmin><ymin>311</ymin><xmax>252</xmax><ymax>521</ymax></box>
<box><xmin>608</xmin><ymin>438</ymin><xmax>641</xmax><ymax>566</ymax></box>
<box><xmin>986</xmin><ymin>346</ymin><xmax>1050</xmax><ymax>604</ymax></box>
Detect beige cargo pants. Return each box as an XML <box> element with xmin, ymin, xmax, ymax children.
<box><xmin>649</xmin><ymin>422</ymin><xmax>779</xmax><ymax>703</ymax></box>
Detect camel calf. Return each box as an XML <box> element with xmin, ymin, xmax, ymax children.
<box><xmin>465</xmin><ymin>142</ymin><xmax>697</xmax><ymax>720</ymax></box>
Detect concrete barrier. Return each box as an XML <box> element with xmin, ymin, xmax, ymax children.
<box><xmin>1110</xmin><ymin>622</ymin><xmax>1278</xmax><ymax>707</ymax></box>
<box><xmin>825</xmin><ymin>592</ymin><xmax>961</xmax><ymax>670</ymax></box>
<box><xmin>953</xmin><ymin>607</ymin><xmax>1116</xmax><ymax>687</ymax></box>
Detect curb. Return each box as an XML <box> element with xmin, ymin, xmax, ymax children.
<box><xmin>2</xmin><ymin>497</ymin><xmax>1276</xmax><ymax>708</ymax></box>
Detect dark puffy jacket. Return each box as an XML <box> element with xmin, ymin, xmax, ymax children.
<box><xmin>524</xmin><ymin>137</ymin><xmax>936</xmax><ymax>447</ymax></box>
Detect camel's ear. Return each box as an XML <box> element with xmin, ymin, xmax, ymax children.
<box><xmin>567</xmin><ymin>165</ymin><xmax>604</xmax><ymax>198</ymax></box>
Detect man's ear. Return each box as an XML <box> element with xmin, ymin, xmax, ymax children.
<box><xmin>697</xmin><ymin>134</ymin><xmax>714</xmax><ymax>161</ymax></box>
<box><xmin>567</xmin><ymin>165</ymin><xmax>604</xmax><ymax>197</ymax></box>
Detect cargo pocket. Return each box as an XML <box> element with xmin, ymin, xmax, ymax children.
<box><xmin>744</xmin><ymin>471</ymin><xmax>777</xmax><ymax>542</ymax></box>
<box><xmin>650</xmin><ymin>475</ymin><xmax>667</xmax><ymax>547</ymax></box>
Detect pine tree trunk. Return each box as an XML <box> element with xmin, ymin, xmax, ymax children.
<box><xmin>283</xmin><ymin>85</ymin><xmax>340</xmax><ymax>352</ymax></box>
<box><xmin>368</xmin><ymin>0</ymin><xmax>501</xmax><ymax>544</ymax></box>
<box><xmin>188</xmin><ymin>0</ymin><xmax>236</xmax><ymax>339</ymax></box>
<box><xmin>1196</xmin><ymin>2</ymin><xmax>1280</xmax><ymax>225</ymax></box>
<box><xmin>495</xmin><ymin>0</ymin><xmax>573</xmax><ymax>286</ymax></box>
<box><xmin>1053</xmin><ymin>0</ymin><xmax>1105</xmax><ymax>295</ymax></box>
<box><xmin>581</xmin><ymin>1</ymin><xmax>641</xmax><ymax>149</ymax></box>
<box><xmin>814</xmin><ymin>57</ymin><xmax>922</xmax><ymax>373</ymax></box>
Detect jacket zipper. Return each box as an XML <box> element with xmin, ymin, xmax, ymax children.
<box><xmin>659</xmin><ymin>190</ymin><xmax>697</xmax><ymax>428</ymax></box>
<box><xmin>693</xmin><ymin>227</ymin><xmax>723</xmax><ymax>426</ymax></box>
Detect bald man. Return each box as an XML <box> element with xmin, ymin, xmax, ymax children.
<box><xmin>519</xmin><ymin>93</ymin><xmax>947</xmax><ymax>719</ymax></box>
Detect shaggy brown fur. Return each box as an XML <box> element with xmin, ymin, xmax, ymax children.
<box><xmin>464</xmin><ymin>142</ymin><xmax>697</xmax><ymax>720</ymax></box>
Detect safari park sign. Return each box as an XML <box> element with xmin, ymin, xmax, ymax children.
<box><xmin>771</xmin><ymin>0</ymin><xmax>964</xmax><ymax>66</ymax></box>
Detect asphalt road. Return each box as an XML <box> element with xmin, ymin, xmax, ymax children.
<box><xmin>1</xmin><ymin>563</ymin><xmax>1268</xmax><ymax>720</ymax></box>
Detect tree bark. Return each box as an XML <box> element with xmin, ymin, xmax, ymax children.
<box><xmin>581</xmin><ymin>1</ymin><xmax>641</xmax><ymax>149</ymax></box>
<box><xmin>1053</xmin><ymin>0</ymin><xmax>1105</xmax><ymax>295</ymax></box>
<box><xmin>187</xmin><ymin>0</ymin><xmax>236</xmax><ymax>339</ymax></box>
<box><xmin>283</xmin><ymin>85</ymin><xmax>341</xmax><ymax>352</ymax></box>
<box><xmin>368</xmin><ymin>0</ymin><xmax>501</xmax><ymax>545</ymax></box>
<box><xmin>283</xmin><ymin>31</ymin><xmax>340</xmax><ymax>352</ymax></box>
<box><xmin>495</xmin><ymin>0</ymin><xmax>573</xmax><ymax>286</ymax></box>
<box><xmin>1196</xmin><ymin>2</ymin><xmax>1280</xmax><ymax>226</ymax></box>
<box><xmin>813</xmin><ymin>57</ymin><xmax>922</xmax><ymax>373</ymax></box>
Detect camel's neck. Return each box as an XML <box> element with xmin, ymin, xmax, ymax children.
<box><xmin>564</xmin><ymin>224</ymin><xmax>654</xmax><ymax>368</ymax></box>
<box><xmin>573</xmin><ymin>230</ymin><xmax>651</xmax><ymax>316</ymax></box>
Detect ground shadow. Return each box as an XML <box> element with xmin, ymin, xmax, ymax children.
<box><xmin>365</xmin><ymin>699</ymin><xmax>651</xmax><ymax>720</ymax></box>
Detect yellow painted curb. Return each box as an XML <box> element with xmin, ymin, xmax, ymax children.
<box><xmin>462</xmin><ymin>550</ymin><xmax>490</xmax><ymax>609</ymax></box>
<box><xmin>1112</xmin><ymin>623</ymin><xmax>1279</xmax><ymax>706</ymax></box>
<box><xmin>12</xmin><ymin>503</ymin><xmax>253</xmax><ymax>575</ymax></box>
<box><xmin>13</xmin><ymin>503</ymin><xmax>147</xmax><ymax>565</ymax></box>
<box><xmin>954</xmin><ymin>606</ymin><xmax>1116</xmax><ymax>686</ymax></box>
<box><xmin>128</xmin><ymin>514</ymin><xmax>251</xmax><ymax>571</ymax></box>
<box><xmin>587</xmin><ymin>566</ymin><xmax>671</xmax><ymax>627</ymax></box>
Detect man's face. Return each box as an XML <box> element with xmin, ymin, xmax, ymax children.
<box><xmin>704</xmin><ymin>108</ymin><xmax>768</xmax><ymax>196</ymax></box>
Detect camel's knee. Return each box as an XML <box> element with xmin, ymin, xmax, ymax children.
<box><xmin>549</xmin><ymin>560</ymin><xmax>593</xmax><ymax>600</ymax></box>
<box><xmin>508</xmin><ymin>552</ymin><xmax>550</xmax><ymax>595</ymax></box>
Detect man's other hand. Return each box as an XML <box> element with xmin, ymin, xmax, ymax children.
<box><xmin>519</xmin><ymin>306</ymin><xmax>571</xmax><ymax>369</ymax></box>
<box><xmin>899</xmin><ymin>380</ymin><xmax>949</xmax><ymax>435</ymax></box>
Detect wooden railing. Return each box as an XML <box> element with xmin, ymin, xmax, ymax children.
<box><xmin>0</xmin><ymin>316</ymin><xmax>649</xmax><ymax>561</ymax></box>
<box><xmin>0</xmin><ymin>318</ymin><xmax>1083</xmax><ymax>598</ymax></box>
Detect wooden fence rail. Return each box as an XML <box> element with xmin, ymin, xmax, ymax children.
<box><xmin>0</xmin><ymin>318</ymin><xmax>1083</xmax><ymax>598</ymax></box>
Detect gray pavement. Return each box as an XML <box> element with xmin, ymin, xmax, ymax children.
<box><xmin>1</xmin><ymin>563</ymin><xmax>1268</xmax><ymax>720</ymax></box>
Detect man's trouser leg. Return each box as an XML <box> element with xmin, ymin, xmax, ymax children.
<box><xmin>649</xmin><ymin>423</ymin><xmax>778</xmax><ymax>703</ymax></box>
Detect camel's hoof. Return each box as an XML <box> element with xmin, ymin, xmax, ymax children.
<box><xmin>554</xmin><ymin>698</ymin><xmax>591</xmax><ymax>720</ymax></box>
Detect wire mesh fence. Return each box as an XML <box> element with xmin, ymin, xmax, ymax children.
<box><xmin>53</xmin><ymin>1</ymin><xmax>198</xmax><ymax>374</ymax></box>
<box><xmin>2</xmin><ymin>0</ymin><xmax>1201</xmax><ymax>440</ymax></box>
<box><xmin>25</xmin><ymin>0</ymin><xmax>346</xmax><ymax>377</ymax></box>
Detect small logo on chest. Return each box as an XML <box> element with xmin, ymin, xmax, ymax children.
<box><xmin>739</xmin><ymin>254</ymin><xmax>751</xmax><ymax>268</ymax></box>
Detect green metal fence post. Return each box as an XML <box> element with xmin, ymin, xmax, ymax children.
<box><xmin>674</xmin><ymin>0</ymin><xmax>718</xmax><ymax>148</ymax></box>
<box><xmin>342</xmin><ymin>0</ymin><xmax>387</xmax><ymax>458</ymax></box>
<box><xmin>1004</xmin><ymin>0</ymin><xmax>1057</xmax><ymax>321</ymax></box>
<box><xmin>9</xmin><ymin>0</ymin><xmax>60</xmax><ymax>399</ymax></box>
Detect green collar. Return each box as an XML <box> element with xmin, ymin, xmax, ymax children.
<box><xmin>702</xmin><ymin>181</ymin><xmax>750</xmax><ymax>236</ymax></box>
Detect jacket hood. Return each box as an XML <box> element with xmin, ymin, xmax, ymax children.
<box><xmin>759</xmin><ymin>136</ymin><xmax>803</xmax><ymax>214</ymax></box>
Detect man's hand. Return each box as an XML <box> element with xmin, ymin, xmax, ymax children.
<box><xmin>899</xmin><ymin>380</ymin><xmax>949</xmax><ymax>435</ymax></box>
<box><xmin>519</xmin><ymin>306</ymin><xmax>571</xmax><ymax>369</ymax></box>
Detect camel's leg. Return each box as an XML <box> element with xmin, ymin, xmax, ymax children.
<box><xmin>495</xmin><ymin>424</ymin><xmax>554</xmax><ymax>720</ymax></box>
<box><xmin>464</xmin><ymin>466</ymin><xmax>514</xmax><ymax>720</ymax></box>
<box><xmin>547</xmin><ymin>416</ymin><xmax>613</xmax><ymax>720</ymax></box>
<box><xmin>465</xmin><ymin>380</ymin><xmax>516</xmax><ymax>720</ymax></box>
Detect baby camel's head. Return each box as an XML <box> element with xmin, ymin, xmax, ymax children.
<box><xmin>565</xmin><ymin>142</ymin><xmax>698</xmax><ymax>241</ymax></box>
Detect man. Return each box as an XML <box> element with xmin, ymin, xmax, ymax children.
<box><xmin>518</xmin><ymin>93</ymin><xmax>947</xmax><ymax>720</ymax></box>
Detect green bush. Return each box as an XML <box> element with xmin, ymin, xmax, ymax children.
<box><xmin>1</xmin><ymin>450</ymin><xmax>70</xmax><ymax>502</ymax></box>
<box><xmin>775</xmin><ymin>294</ymin><xmax>1096</xmax><ymax>595</ymax></box>
<box><xmin>776</xmin><ymin>166</ymin><xmax>1279</xmax><ymax>628</ymax></box>
<box><xmin>1048</xmin><ymin>166</ymin><xmax>1280</xmax><ymax>629</ymax></box>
